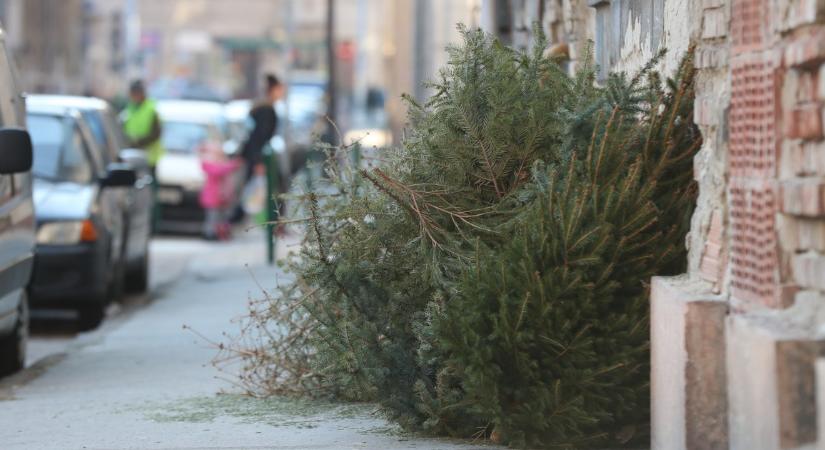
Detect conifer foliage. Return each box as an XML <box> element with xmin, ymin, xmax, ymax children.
<box><xmin>224</xmin><ymin>26</ymin><xmax>700</xmax><ymax>449</ymax></box>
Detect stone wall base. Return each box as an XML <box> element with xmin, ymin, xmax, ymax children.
<box><xmin>727</xmin><ymin>299</ymin><xmax>825</xmax><ymax>450</ymax></box>
<box><xmin>651</xmin><ymin>276</ymin><xmax>729</xmax><ymax>450</ymax></box>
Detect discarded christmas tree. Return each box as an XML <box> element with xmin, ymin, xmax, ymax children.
<box><xmin>428</xmin><ymin>55</ymin><xmax>699</xmax><ymax>447</ymax></box>
<box><xmin>220</xmin><ymin>26</ymin><xmax>700</xmax><ymax>449</ymax></box>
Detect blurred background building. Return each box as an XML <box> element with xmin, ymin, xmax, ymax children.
<box><xmin>0</xmin><ymin>0</ymin><xmax>589</xmax><ymax>143</ymax></box>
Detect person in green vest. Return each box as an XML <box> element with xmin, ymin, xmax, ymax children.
<box><xmin>123</xmin><ymin>80</ymin><xmax>164</xmax><ymax>231</ymax></box>
<box><xmin>123</xmin><ymin>80</ymin><xmax>164</xmax><ymax>167</ymax></box>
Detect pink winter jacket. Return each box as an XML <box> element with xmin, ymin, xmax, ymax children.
<box><xmin>200</xmin><ymin>159</ymin><xmax>241</xmax><ymax>209</ymax></box>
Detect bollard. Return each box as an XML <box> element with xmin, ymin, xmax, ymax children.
<box><xmin>262</xmin><ymin>145</ymin><xmax>279</xmax><ymax>265</ymax></box>
<box><xmin>150</xmin><ymin>169</ymin><xmax>160</xmax><ymax>233</ymax></box>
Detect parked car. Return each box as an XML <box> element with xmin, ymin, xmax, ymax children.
<box><xmin>0</xmin><ymin>26</ymin><xmax>35</xmax><ymax>376</ymax></box>
<box><xmin>155</xmin><ymin>99</ymin><xmax>242</xmax><ymax>233</ymax></box>
<box><xmin>0</xmin><ymin>129</ymin><xmax>34</xmax><ymax>376</ymax></box>
<box><xmin>26</xmin><ymin>104</ymin><xmax>136</xmax><ymax>330</ymax></box>
<box><xmin>27</xmin><ymin>95</ymin><xmax>153</xmax><ymax>292</ymax></box>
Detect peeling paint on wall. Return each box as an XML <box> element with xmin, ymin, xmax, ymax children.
<box><xmin>611</xmin><ymin>0</ymin><xmax>698</xmax><ymax>78</ymax></box>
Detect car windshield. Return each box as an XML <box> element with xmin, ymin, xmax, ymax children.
<box><xmin>162</xmin><ymin>121</ymin><xmax>217</xmax><ymax>153</ymax></box>
<box><xmin>28</xmin><ymin>114</ymin><xmax>93</xmax><ymax>183</ymax></box>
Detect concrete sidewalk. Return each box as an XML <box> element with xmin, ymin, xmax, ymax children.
<box><xmin>0</xmin><ymin>232</ymin><xmax>489</xmax><ymax>450</ymax></box>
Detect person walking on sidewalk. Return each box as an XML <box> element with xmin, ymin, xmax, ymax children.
<box><xmin>232</xmin><ymin>74</ymin><xmax>285</xmax><ymax>224</ymax></box>
<box><xmin>241</xmin><ymin>74</ymin><xmax>285</xmax><ymax>181</ymax></box>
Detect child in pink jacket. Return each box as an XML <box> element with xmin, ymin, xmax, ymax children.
<box><xmin>200</xmin><ymin>145</ymin><xmax>241</xmax><ymax>240</ymax></box>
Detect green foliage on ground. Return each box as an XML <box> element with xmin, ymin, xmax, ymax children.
<box><xmin>232</xmin><ymin>26</ymin><xmax>700</xmax><ymax>449</ymax></box>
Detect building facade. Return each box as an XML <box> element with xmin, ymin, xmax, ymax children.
<box><xmin>0</xmin><ymin>0</ymin><xmax>87</xmax><ymax>94</ymax></box>
<box><xmin>381</xmin><ymin>0</ymin><xmax>482</xmax><ymax>144</ymax></box>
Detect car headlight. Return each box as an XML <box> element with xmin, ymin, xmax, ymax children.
<box><xmin>36</xmin><ymin>220</ymin><xmax>97</xmax><ymax>245</ymax></box>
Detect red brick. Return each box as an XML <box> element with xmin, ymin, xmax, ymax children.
<box><xmin>779</xmin><ymin>178</ymin><xmax>825</xmax><ymax>217</ymax></box>
<box><xmin>818</xmin><ymin>65</ymin><xmax>825</xmax><ymax>101</ymax></box>
<box><xmin>729</xmin><ymin>178</ymin><xmax>778</xmax><ymax>307</ymax></box>
<box><xmin>777</xmin><ymin>0</ymin><xmax>825</xmax><ymax>32</ymax></box>
<box><xmin>785</xmin><ymin>31</ymin><xmax>825</xmax><ymax>69</ymax></box>
<box><xmin>783</xmin><ymin>104</ymin><xmax>823</xmax><ymax>140</ymax></box>
<box><xmin>791</xmin><ymin>252</ymin><xmax>825</xmax><ymax>290</ymax></box>
<box><xmin>731</xmin><ymin>0</ymin><xmax>766</xmax><ymax>51</ymax></box>
<box><xmin>795</xmin><ymin>71</ymin><xmax>818</xmax><ymax>104</ymax></box>
<box><xmin>729</xmin><ymin>58</ymin><xmax>776</xmax><ymax>178</ymax></box>
<box><xmin>780</xmin><ymin>140</ymin><xmax>825</xmax><ymax>178</ymax></box>
<box><xmin>778</xmin><ymin>215</ymin><xmax>825</xmax><ymax>252</ymax></box>
<box><xmin>780</xmin><ymin>140</ymin><xmax>804</xmax><ymax>179</ymax></box>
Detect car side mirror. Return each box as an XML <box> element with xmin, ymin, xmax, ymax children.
<box><xmin>101</xmin><ymin>163</ymin><xmax>137</xmax><ymax>188</ymax></box>
<box><xmin>0</xmin><ymin>128</ymin><xmax>33</xmax><ymax>174</ymax></box>
<box><xmin>118</xmin><ymin>148</ymin><xmax>150</xmax><ymax>171</ymax></box>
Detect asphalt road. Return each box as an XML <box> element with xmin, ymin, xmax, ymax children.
<box><xmin>0</xmin><ymin>231</ymin><xmax>490</xmax><ymax>450</ymax></box>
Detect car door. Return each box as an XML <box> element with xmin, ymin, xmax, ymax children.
<box><xmin>0</xmin><ymin>39</ymin><xmax>33</xmax><ymax>334</ymax></box>
<box><xmin>74</xmin><ymin>119</ymin><xmax>125</xmax><ymax>268</ymax></box>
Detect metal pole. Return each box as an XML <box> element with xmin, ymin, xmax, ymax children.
<box><xmin>413</xmin><ymin>0</ymin><xmax>427</xmax><ymax>104</ymax></box>
<box><xmin>354</xmin><ymin>0</ymin><xmax>368</xmax><ymax>121</ymax></box>
<box><xmin>123</xmin><ymin>0</ymin><xmax>139</xmax><ymax>82</ymax></box>
<box><xmin>282</xmin><ymin>0</ymin><xmax>294</xmax><ymax>175</ymax></box>
<box><xmin>264</xmin><ymin>145</ymin><xmax>279</xmax><ymax>265</ymax></box>
<box><xmin>325</xmin><ymin>0</ymin><xmax>338</xmax><ymax>146</ymax></box>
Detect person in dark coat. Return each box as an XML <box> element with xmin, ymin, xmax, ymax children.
<box><xmin>232</xmin><ymin>74</ymin><xmax>286</xmax><ymax>224</ymax></box>
<box><xmin>241</xmin><ymin>74</ymin><xmax>285</xmax><ymax>181</ymax></box>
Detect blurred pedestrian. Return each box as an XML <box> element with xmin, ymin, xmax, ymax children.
<box><xmin>232</xmin><ymin>74</ymin><xmax>285</xmax><ymax>224</ymax></box>
<box><xmin>123</xmin><ymin>80</ymin><xmax>165</xmax><ymax>232</ymax></box>
<box><xmin>123</xmin><ymin>80</ymin><xmax>165</xmax><ymax>167</ymax></box>
<box><xmin>241</xmin><ymin>74</ymin><xmax>285</xmax><ymax>181</ymax></box>
<box><xmin>200</xmin><ymin>145</ymin><xmax>241</xmax><ymax>240</ymax></box>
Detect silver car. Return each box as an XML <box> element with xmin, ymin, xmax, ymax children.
<box><xmin>0</xmin><ymin>26</ymin><xmax>35</xmax><ymax>376</ymax></box>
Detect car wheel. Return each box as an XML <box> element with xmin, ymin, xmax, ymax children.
<box><xmin>0</xmin><ymin>291</ymin><xmax>28</xmax><ymax>376</ymax></box>
<box><xmin>77</xmin><ymin>303</ymin><xmax>105</xmax><ymax>331</ymax></box>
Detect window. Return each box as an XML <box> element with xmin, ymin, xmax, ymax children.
<box><xmin>65</xmin><ymin>127</ymin><xmax>94</xmax><ymax>183</ymax></box>
<box><xmin>28</xmin><ymin>114</ymin><xmax>93</xmax><ymax>184</ymax></box>
<box><xmin>82</xmin><ymin>111</ymin><xmax>111</xmax><ymax>159</ymax></box>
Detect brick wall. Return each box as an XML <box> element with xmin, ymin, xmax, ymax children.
<box><xmin>778</xmin><ymin>14</ymin><xmax>825</xmax><ymax>317</ymax></box>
